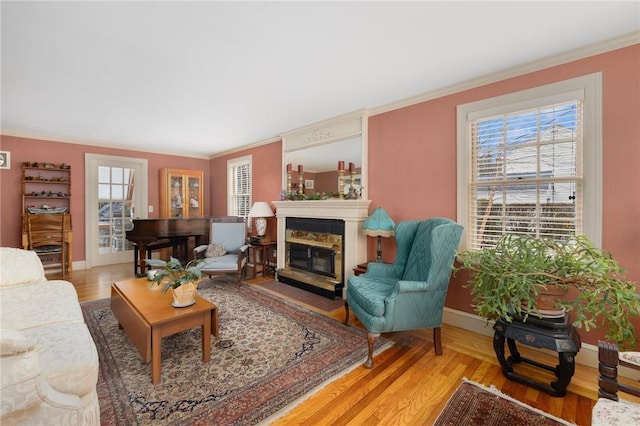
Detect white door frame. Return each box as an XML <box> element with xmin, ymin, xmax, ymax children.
<box><xmin>85</xmin><ymin>154</ymin><xmax>148</xmax><ymax>268</ymax></box>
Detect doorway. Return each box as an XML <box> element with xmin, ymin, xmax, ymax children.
<box><xmin>85</xmin><ymin>154</ymin><xmax>148</xmax><ymax>267</ymax></box>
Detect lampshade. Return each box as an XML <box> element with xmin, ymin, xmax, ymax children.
<box><xmin>363</xmin><ymin>208</ymin><xmax>395</xmax><ymax>237</ymax></box>
<box><xmin>248</xmin><ymin>202</ymin><xmax>274</xmax><ymax>237</ymax></box>
<box><xmin>248</xmin><ymin>202</ymin><xmax>275</xmax><ymax>218</ymax></box>
<box><xmin>363</xmin><ymin>207</ymin><xmax>395</xmax><ymax>262</ymax></box>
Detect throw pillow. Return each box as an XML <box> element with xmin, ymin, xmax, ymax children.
<box><xmin>205</xmin><ymin>243</ymin><xmax>227</xmax><ymax>258</ymax></box>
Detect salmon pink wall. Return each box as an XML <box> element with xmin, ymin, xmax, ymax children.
<box><xmin>368</xmin><ymin>44</ymin><xmax>640</xmax><ymax>347</ymax></box>
<box><xmin>0</xmin><ymin>135</ymin><xmax>210</xmax><ymax>261</ymax></box>
<box><xmin>209</xmin><ymin>141</ymin><xmax>282</xmax><ymax>240</ymax></box>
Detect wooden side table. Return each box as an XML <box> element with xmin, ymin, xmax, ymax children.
<box><xmin>248</xmin><ymin>241</ymin><xmax>277</xmax><ymax>278</ymax></box>
<box><xmin>493</xmin><ymin>313</ymin><xmax>581</xmax><ymax>397</ymax></box>
<box><xmin>353</xmin><ymin>263</ymin><xmax>368</xmax><ymax>276</ymax></box>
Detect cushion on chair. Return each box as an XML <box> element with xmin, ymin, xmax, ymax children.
<box><xmin>620</xmin><ymin>352</ymin><xmax>640</xmax><ymax>366</ymax></box>
<box><xmin>347</xmin><ymin>275</ymin><xmax>398</xmax><ymax>317</ymax></box>
<box><xmin>201</xmin><ymin>254</ymin><xmax>240</xmax><ymax>271</ymax></box>
<box><xmin>205</xmin><ymin>243</ymin><xmax>227</xmax><ymax>258</ymax></box>
<box><xmin>592</xmin><ymin>397</ymin><xmax>640</xmax><ymax>425</ymax></box>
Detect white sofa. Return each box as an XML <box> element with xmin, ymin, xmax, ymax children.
<box><xmin>0</xmin><ymin>248</ymin><xmax>100</xmax><ymax>425</ymax></box>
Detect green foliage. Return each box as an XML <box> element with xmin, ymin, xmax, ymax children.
<box><xmin>144</xmin><ymin>257</ymin><xmax>205</xmax><ymax>294</ymax></box>
<box><xmin>455</xmin><ymin>234</ymin><xmax>640</xmax><ymax>349</ymax></box>
<box><xmin>287</xmin><ymin>192</ymin><xmax>337</xmax><ymax>200</ymax></box>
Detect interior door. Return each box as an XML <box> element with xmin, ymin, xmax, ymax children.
<box><xmin>85</xmin><ymin>154</ymin><xmax>148</xmax><ymax>267</ymax></box>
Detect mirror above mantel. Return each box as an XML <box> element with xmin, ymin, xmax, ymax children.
<box><xmin>280</xmin><ymin>109</ymin><xmax>368</xmax><ymax>199</ymax></box>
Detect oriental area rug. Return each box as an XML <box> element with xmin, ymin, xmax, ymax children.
<box><xmin>434</xmin><ymin>379</ymin><xmax>576</xmax><ymax>426</ymax></box>
<box><xmin>82</xmin><ymin>276</ymin><xmax>392</xmax><ymax>425</ymax></box>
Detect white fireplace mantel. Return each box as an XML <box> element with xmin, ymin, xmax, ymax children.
<box><xmin>273</xmin><ymin>199</ymin><xmax>371</xmax><ymax>297</ymax></box>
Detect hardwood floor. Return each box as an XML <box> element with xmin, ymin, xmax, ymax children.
<box><xmin>53</xmin><ymin>262</ymin><xmax>636</xmax><ymax>425</ymax></box>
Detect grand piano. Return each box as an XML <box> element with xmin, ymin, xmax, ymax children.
<box><xmin>126</xmin><ymin>217</ymin><xmax>210</xmax><ymax>277</ymax></box>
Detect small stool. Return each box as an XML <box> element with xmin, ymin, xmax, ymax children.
<box><xmin>493</xmin><ymin>313</ymin><xmax>581</xmax><ymax>397</ymax></box>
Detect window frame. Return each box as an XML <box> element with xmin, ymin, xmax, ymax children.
<box><xmin>227</xmin><ymin>155</ymin><xmax>252</xmax><ymax>218</ymax></box>
<box><xmin>457</xmin><ymin>73</ymin><xmax>602</xmax><ymax>250</ymax></box>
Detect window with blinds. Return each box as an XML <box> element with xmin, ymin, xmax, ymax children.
<box><xmin>469</xmin><ymin>101</ymin><xmax>582</xmax><ymax>248</ymax></box>
<box><xmin>227</xmin><ymin>156</ymin><xmax>252</xmax><ymax>218</ymax></box>
<box><xmin>457</xmin><ymin>73</ymin><xmax>602</xmax><ymax>251</ymax></box>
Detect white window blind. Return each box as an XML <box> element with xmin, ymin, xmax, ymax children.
<box><xmin>457</xmin><ymin>73</ymin><xmax>602</xmax><ymax>251</ymax></box>
<box><xmin>469</xmin><ymin>101</ymin><xmax>582</xmax><ymax>248</ymax></box>
<box><xmin>228</xmin><ymin>156</ymin><xmax>252</xmax><ymax>218</ymax></box>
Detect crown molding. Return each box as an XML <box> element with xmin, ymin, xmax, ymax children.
<box><xmin>0</xmin><ymin>129</ymin><xmax>211</xmax><ymax>160</ymax></box>
<box><xmin>207</xmin><ymin>135</ymin><xmax>281</xmax><ymax>160</ymax></box>
<box><xmin>370</xmin><ymin>31</ymin><xmax>640</xmax><ymax>117</ymax></box>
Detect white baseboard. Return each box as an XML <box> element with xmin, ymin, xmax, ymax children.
<box><xmin>442</xmin><ymin>307</ymin><xmax>635</xmax><ymax>380</ymax></box>
<box><xmin>71</xmin><ymin>260</ymin><xmax>86</xmax><ymax>271</ymax></box>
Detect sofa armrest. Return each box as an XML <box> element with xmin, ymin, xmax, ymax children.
<box><xmin>1</xmin><ymin>348</ymin><xmax>84</xmax><ymax>422</ymax></box>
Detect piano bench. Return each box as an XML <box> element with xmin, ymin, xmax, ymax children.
<box><xmin>133</xmin><ymin>239</ymin><xmax>177</xmax><ymax>276</ymax></box>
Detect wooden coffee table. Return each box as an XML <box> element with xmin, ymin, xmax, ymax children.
<box><xmin>110</xmin><ymin>277</ymin><xmax>219</xmax><ymax>385</ymax></box>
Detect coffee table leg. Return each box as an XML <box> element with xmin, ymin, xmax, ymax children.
<box><xmin>152</xmin><ymin>327</ymin><xmax>161</xmax><ymax>385</ymax></box>
<box><xmin>212</xmin><ymin>306</ymin><xmax>219</xmax><ymax>337</ymax></box>
<box><xmin>202</xmin><ymin>311</ymin><xmax>211</xmax><ymax>363</ymax></box>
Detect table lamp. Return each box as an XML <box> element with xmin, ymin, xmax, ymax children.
<box><xmin>362</xmin><ymin>207</ymin><xmax>396</xmax><ymax>262</ymax></box>
<box><xmin>248</xmin><ymin>202</ymin><xmax>275</xmax><ymax>237</ymax></box>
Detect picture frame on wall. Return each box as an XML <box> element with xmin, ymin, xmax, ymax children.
<box><xmin>305</xmin><ymin>179</ymin><xmax>314</xmax><ymax>190</ymax></box>
<box><xmin>0</xmin><ymin>151</ymin><xmax>10</xmax><ymax>169</ymax></box>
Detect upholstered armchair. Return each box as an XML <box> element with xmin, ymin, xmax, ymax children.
<box><xmin>344</xmin><ymin>218</ymin><xmax>463</xmax><ymax>368</ymax></box>
<box><xmin>194</xmin><ymin>217</ymin><xmax>249</xmax><ymax>283</ymax></box>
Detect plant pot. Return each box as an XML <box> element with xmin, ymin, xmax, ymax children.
<box><xmin>522</xmin><ymin>284</ymin><xmax>568</xmax><ymax>318</ymax></box>
<box><xmin>170</xmin><ymin>281</ymin><xmax>199</xmax><ymax>307</ymax></box>
<box><xmin>535</xmin><ymin>284</ymin><xmax>567</xmax><ymax>310</ymax></box>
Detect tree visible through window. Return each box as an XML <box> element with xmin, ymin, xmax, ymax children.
<box><xmin>228</xmin><ymin>156</ymin><xmax>251</xmax><ymax>218</ymax></box>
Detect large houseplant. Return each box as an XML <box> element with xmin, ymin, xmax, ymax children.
<box><xmin>145</xmin><ymin>257</ymin><xmax>205</xmax><ymax>305</ymax></box>
<box><xmin>456</xmin><ymin>234</ymin><xmax>640</xmax><ymax>349</ymax></box>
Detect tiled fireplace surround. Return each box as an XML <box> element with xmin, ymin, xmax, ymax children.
<box><xmin>272</xmin><ymin>199</ymin><xmax>371</xmax><ymax>299</ymax></box>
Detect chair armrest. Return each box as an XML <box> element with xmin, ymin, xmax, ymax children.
<box><xmin>193</xmin><ymin>245</ymin><xmax>208</xmax><ymax>259</ymax></box>
<box><xmin>364</xmin><ymin>262</ymin><xmax>402</xmax><ymax>278</ymax></box>
<box><xmin>396</xmin><ymin>280</ymin><xmax>429</xmax><ymax>293</ymax></box>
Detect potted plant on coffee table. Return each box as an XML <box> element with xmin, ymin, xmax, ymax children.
<box><xmin>145</xmin><ymin>257</ymin><xmax>205</xmax><ymax>307</ymax></box>
<box><xmin>456</xmin><ymin>234</ymin><xmax>640</xmax><ymax>349</ymax></box>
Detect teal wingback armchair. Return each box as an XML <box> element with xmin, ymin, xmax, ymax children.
<box><xmin>345</xmin><ymin>218</ymin><xmax>463</xmax><ymax>368</ymax></box>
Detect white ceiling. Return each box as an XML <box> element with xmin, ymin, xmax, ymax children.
<box><xmin>2</xmin><ymin>1</ymin><xmax>639</xmax><ymax>158</ymax></box>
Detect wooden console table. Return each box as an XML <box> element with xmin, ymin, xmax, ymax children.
<box><xmin>493</xmin><ymin>313</ymin><xmax>581</xmax><ymax>397</ymax></box>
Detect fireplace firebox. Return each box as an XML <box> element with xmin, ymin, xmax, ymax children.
<box><xmin>278</xmin><ymin>217</ymin><xmax>344</xmax><ymax>299</ymax></box>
